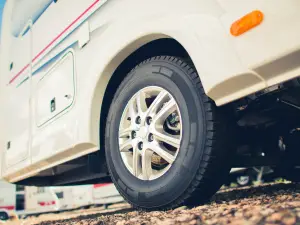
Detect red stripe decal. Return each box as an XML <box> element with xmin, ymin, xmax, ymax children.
<box><xmin>93</xmin><ymin>183</ymin><xmax>111</xmax><ymax>188</ymax></box>
<box><xmin>38</xmin><ymin>201</ymin><xmax>56</xmax><ymax>206</ymax></box>
<box><xmin>0</xmin><ymin>206</ymin><xmax>15</xmax><ymax>210</ymax></box>
<box><xmin>10</xmin><ymin>64</ymin><xmax>30</xmax><ymax>84</ymax></box>
<box><xmin>9</xmin><ymin>0</ymin><xmax>100</xmax><ymax>84</ymax></box>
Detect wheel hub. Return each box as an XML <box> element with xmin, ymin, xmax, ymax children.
<box><xmin>137</xmin><ymin>126</ymin><xmax>148</xmax><ymax>140</ymax></box>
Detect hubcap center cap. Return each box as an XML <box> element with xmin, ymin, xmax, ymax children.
<box><xmin>138</xmin><ymin>126</ymin><xmax>148</xmax><ymax>139</ymax></box>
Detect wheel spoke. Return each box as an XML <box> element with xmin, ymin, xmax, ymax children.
<box><xmin>146</xmin><ymin>90</ymin><xmax>169</xmax><ymax>116</ymax></box>
<box><xmin>119</xmin><ymin>139</ymin><xmax>133</xmax><ymax>152</ymax></box>
<box><xmin>132</xmin><ymin>147</ymin><xmax>141</xmax><ymax>177</ymax></box>
<box><xmin>119</xmin><ymin>127</ymin><xmax>132</xmax><ymax>138</ymax></box>
<box><xmin>136</xmin><ymin>90</ymin><xmax>147</xmax><ymax>114</ymax></box>
<box><xmin>153</xmin><ymin>98</ymin><xmax>177</xmax><ymax>124</ymax></box>
<box><xmin>149</xmin><ymin>143</ymin><xmax>176</xmax><ymax>164</ymax></box>
<box><xmin>152</xmin><ymin>130</ymin><xmax>180</xmax><ymax>148</ymax></box>
<box><xmin>128</xmin><ymin>99</ymin><xmax>137</xmax><ymax>119</ymax></box>
<box><xmin>142</xmin><ymin>150</ymin><xmax>153</xmax><ymax>180</ymax></box>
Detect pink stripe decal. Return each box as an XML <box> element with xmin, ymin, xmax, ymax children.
<box><xmin>9</xmin><ymin>0</ymin><xmax>100</xmax><ymax>84</ymax></box>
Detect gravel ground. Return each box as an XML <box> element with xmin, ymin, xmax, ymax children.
<box><xmin>6</xmin><ymin>182</ymin><xmax>300</xmax><ymax>225</ymax></box>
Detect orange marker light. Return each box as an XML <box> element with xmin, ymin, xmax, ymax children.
<box><xmin>230</xmin><ymin>10</ymin><xmax>264</xmax><ymax>36</ymax></box>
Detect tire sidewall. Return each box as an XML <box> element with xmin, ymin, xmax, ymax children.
<box><xmin>106</xmin><ymin>60</ymin><xmax>207</xmax><ymax>208</ymax></box>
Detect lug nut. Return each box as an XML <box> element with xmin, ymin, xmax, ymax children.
<box><xmin>136</xmin><ymin>116</ymin><xmax>141</xmax><ymax>124</ymax></box>
<box><xmin>148</xmin><ymin>133</ymin><xmax>154</xmax><ymax>142</ymax></box>
<box><xmin>131</xmin><ymin>131</ymin><xmax>136</xmax><ymax>139</ymax></box>
<box><xmin>146</xmin><ymin>117</ymin><xmax>152</xmax><ymax>125</ymax></box>
<box><xmin>138</xmin><ymin>142</ymin><xmax>143</xmax><ymax>150</ymax></box>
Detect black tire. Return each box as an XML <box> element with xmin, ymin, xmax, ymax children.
<box><xmin>105</xmin><ymin>56</ymin><xmax>233</xmax><ymax>210</ymax></box>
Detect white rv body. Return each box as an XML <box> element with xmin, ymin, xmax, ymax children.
<box><xmin>1</xmin><ymin>0</ymin><xmax>300</xmax><ymax>183</ymax></box>
<box><xmin>1</xmin><ymin>0</ymin><xmax>300</xmax><ymax>210</ymax></box>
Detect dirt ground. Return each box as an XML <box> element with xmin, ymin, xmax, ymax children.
<box><xmin>6</xmin><ymin>182</ymin><xmax>300</xmax><ymax>225</ymax></box>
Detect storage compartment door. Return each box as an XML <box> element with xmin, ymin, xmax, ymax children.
<box><xmin>36</xmin><ymin>52</ymin><xmax>75</xmax><ymax>127</ymax></box>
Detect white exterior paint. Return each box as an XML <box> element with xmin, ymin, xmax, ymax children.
<box><xmin>92</xmin><ymin>184</ymin><xmax>124</xmax><ymax>205</ymax></box>
<box><xmin>24</xmin><ymin>186</ymin><xmax>93</xmax><ymax>211</ymax></box>
<box><xmin>0</xmin><ymin>180</ymin><xmax>16</xmax><ymax>211</ymax></box>
<box><xmin>25</xmin><ymin>186</ymin><xmax>60</xmax><ymax>212</ymax></box>
<box><xmin>1</xmin><ymin>0</ymin><xmax>300</xmax><ymax>182</ymax></box>
<box><xmin>0</xmin><ymin>181</ymin><xmax>121</xmax><ymax>215</ymax></box>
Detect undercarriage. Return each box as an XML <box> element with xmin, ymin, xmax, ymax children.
<box><xmin>231</xmin><ymin>77</ymin><xmax>300</xmax><ymax>181</ymax></box>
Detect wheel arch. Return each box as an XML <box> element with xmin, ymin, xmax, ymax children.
<box><xmin>89</xmin><ymin>34</ymin><xmax>193</xmax><ymax>150</ymax></box>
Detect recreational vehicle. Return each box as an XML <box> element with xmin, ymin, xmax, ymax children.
<box><xmin>1</xmin><ymin>0</ymin><xmax>300</xmax><ymax>210</ymax></box>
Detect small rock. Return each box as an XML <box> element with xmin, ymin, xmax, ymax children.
<box><xmin>116</xmin><ymin>220</ymin><xmax>126</xmax><ymax>225</ymax></box>
<box><xmin>222</xmin><ymin>209</ymin><xmax>230</xmax><ymax>216</ymax></box>
<box><xmin>229</xmin><ymin>219</ymin><xmax>249</xmax><ymax>225</ymax></box>
<box><xmin>234</xmin><ymin>212</ymin><xmax>243</xmax><ymax>218</ymax></box>
<box><xmin>150</xmin><ymin>217</ymin><xmax>163</xmax><ymax>224</ymax></box>
<box><xmin>161</xmin><ymin>218</ymin><xmax>176</xmax><ymax>225</ymax></box>
<box><xmin>288</xmin><ymin>201</ymin><xmax>300</xmax><ymax>208</ymax></box>
<box><xmin>128</xmin><ymin>211</ymin><xmax>139</xmax><ymax>216</ymax></box>
<box><xmin>277</xmin><ymin>195</ymin><xmax>289</xmax><ymax>201</ymax></box>
<box><xmin>129</xmin><ymin>217</ymin><xmax>139</xmax><ymax>222</ymax></box>
<box><xmin>195</xmin><ymin>205</ymin><xmax>210</xmax><ymax>211</ymax></box>
<box><xmin>266</xmin><ymin>212</ymin><xmax>283</xmax><ymax>222</ymax></box>
<box><xmin>249</xmin><ymin>216</ymin><xmax>262</xmax><ymax>224</ymax></box>
<box><xmin>227</xmin><ymin>204</ymin><xmax>239</xmax><ymax>210</ymax></box>
<box><xmin>173</xmin><ymin>206</ymin><xmax>188</xmax><ymax>213</ymax></box>
<box><xmin>189</xmin><ymin>219</ymin><xmax>199</xmax><ymax>225</ymax></box>
<box><xmin>282</xmin><ymin>216</ymin><xmax>296</xmax><ymax>225</ymax></box>
<box><xmin>151</xmin><ymin>211</ymin><xmax>161</xmax><ymax>217</ymax></box>
<box><xmin>260</xmin><ymin>208</ymin><xmax>275</xmax><ymax>216</ymax></box>
<box><xmin>176</xmin><ymin>214</ymin><xmax>195</xmax><ymax>222</ymax></box>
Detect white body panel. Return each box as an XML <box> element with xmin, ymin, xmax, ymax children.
<box><xmin>25</xmin><ymin>187</ymin><xmax>60</xmax><ymax>211</ymax></box>
<box><xmin>1</xmin><ymin>0</ymin><xmax>300</xmax><ymax>182</ymax></box>
<box><xmin>92</xmin><ymin>183</ymin><xmax>124</xmax><ymax>204</ymax></box>
<box><xmin>0</xmin><ymin>180</ymin><xmax>16</xmax><ymax>211</ymax></box>
<box><xmin>67</xmin><ymin>185</ymin><xmax>94</xmax><ymax>208</ymax></box>
<box><xmin>24</xmin><ymin>184</ymin><xmax>121</xmax><ymax>212</ymax></box>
